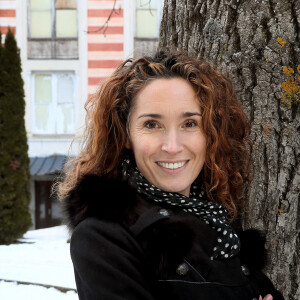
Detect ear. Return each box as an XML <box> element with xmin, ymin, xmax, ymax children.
<box><xmin>125</xmin><ymin>137</ymin><xmax>132</xmax><ymax>149</ymax></box>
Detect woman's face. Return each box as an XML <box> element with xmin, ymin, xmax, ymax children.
<box><xmin>127</xmin><ymin>78</ymin><xmax>206</xmax><ymax>197</ymax></box>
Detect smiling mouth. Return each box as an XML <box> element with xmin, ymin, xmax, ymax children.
<box><xmin>156</xmin><ymin>160</ymin><xmax>189</xmax><ymax>170</ymax></box>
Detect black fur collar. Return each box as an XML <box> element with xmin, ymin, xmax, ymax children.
<box><xmin>63</xmin><ymin>174</ymin><xmax>139</xmax><ymax>231</ymax></box>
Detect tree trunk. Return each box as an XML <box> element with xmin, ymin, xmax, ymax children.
<box><xmin>160</xmin><ymin>1</ymin><xmax>300</xmax><ymax>299</ymax></box>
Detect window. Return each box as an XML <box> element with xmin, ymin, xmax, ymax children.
<box><xmin>28</xmin><ymin>0</ymin><xmax>78</xmax><ymax>59</ymax></box>
<box><xmin>133</xmin><ymin>0</ymin><xmax>164</xmax><ymax>57</ymax></box>
<box><xmin>29</xmin><ymin>0</ymin><xmax>77</xmax><ymax>39</ymax></box>
<box><xmin>32</xmin><ymin>72</ymin><xmax>76</xmax><ymax>134</ymax></box>
<box><xmin>136</xmin><ymin>0</ymin><xmax>159</xmax><ymax>39</ymax></box>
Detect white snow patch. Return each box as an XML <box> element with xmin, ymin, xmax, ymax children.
<box><xmin>0</xmin><ymin>226</ymin><xmax>77</xmax><ymax>299</ymax></box>
<box><xmin>0</xmin><ymin>281</ymin><xmax>78</xmax><ymax>300</ymax></box>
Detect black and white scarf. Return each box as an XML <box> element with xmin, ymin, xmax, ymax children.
<box><xmin>122</xmin><ymin>155</ymin><xmax>241</xmax><ymax>260</ymax></box>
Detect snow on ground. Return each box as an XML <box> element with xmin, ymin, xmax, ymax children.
<box><xmin>0</xmin><ymin>226</ymin><xmax>78</xmax><ymax>299</ymax></box>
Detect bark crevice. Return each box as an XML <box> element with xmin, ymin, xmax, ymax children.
<box><xmin>291</xmin><ymin>0</ymin><xmax>300</xmax><ymax>44</ymax></box>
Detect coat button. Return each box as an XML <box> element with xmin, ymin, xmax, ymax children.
<box><xmin>176</xmin><ymin>262</ymin><xmax>189</xmax><ymax>276</ymax></box>
<box><xmin>241</xmin><ymin>265</ymin><xmax>250</xmax><ymax>276</ymax></box>
<box><xmin>159</xmin><ymin>208</ymin><xmax>170</xmax><ymax>216</ymax></box>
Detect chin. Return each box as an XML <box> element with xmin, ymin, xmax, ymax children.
<box><xmin>158</xmin><ymin>183</ymin><xmax>189</xmax><ymax>196</ymax></box>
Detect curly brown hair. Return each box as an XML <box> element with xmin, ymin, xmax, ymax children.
<box><xmin>58</xmin><ymin>49</ymin><xmax>250</xmax><ymax>219</ymax></box>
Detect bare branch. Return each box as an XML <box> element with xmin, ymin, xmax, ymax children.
<box><xmin>86</xmin><ymin>0</ymin><xmax>121</xmax><ymax>35</ymax></box>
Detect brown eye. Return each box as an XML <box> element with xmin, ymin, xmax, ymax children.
<box><xmin>184</xmin><ymin>120</ymin><xmax>197</xmax><ymax>128</ymax></box>
<box><xmin>145</xmin><ymin>120</ymin><xmax>159</xmax><ymax>129</ymax></box>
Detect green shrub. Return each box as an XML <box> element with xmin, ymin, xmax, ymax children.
<box><xmin>0</xmin><ymin>29</ymin><xmax>31</xmax><ymax>244</ymax></box>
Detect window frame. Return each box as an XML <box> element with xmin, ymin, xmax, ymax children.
<box><xmin>134</xmin><ymin>0</ymin><xmax>163</xmax><ymax>40</ymax></box>
<box><xmin>31</xmin><ymin>71</ymin><xmax>77</xmax><ymax>135</ymax></box>
<box><xmin>27</xmin><ymin>0</ymin><xmax>78</xmax><ymax>41</ymax></box>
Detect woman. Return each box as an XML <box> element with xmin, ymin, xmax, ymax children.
<box><xmin>59</xmin><ymin>50</ymin><xmax>284</xmax><ymax>300</ymax></box>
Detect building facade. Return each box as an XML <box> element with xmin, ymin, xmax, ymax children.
<box><xmin>0</xmin><ymin>0</ymin><xmax>164</xmax><ymax>229</ymax></box>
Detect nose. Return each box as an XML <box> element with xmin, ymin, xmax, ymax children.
<box><xmin>161</xmin><ymin>130</ymin><xmax>183</xmax><ymax>154</ymax></box>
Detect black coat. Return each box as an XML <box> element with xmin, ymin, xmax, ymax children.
<box><xmin>64</xmin><ymin>175</ymin><xmax>284</xmax><ymax>300</ymax></box>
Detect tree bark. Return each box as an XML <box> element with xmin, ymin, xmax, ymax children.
<box><xmin>160</xmin><ymin>1</ymin><xmax>300</xmax><ymax>299</ymax></box>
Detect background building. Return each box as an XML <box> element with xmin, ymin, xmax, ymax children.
<box><xmin>0</xmin><ymin>0</ymin><xmax>164</xmax><ymax>229</ymax></box>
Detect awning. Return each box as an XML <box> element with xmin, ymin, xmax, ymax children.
<box><xmin>30</xmin><ymin>155</ymin><xmax>69</xmax><ymax>176</ymax></box>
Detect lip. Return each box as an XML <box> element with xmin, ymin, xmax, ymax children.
<box><xmin>156</xmin><ymin>160</ymin><xmax>189</xmax><ymax>175</ymax></box>
<box><xmin>156</xmin><ymin>160</ymin><xmax>189</xmax><ymax>164</ymax></box>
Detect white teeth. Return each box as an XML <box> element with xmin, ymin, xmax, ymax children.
<box><xmin>157</xmin><ymin>161</ymin><xmax>187</xmax><ymax>169</ymax></box>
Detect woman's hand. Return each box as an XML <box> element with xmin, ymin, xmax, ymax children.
<box><xmin>260</xmin><ymin>295</ymin><xmax>273</xmax><ymax>300</ymax></box>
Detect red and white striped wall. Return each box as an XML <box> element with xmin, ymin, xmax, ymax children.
<box><xmin>0</xmin><ymin>0</ymin><xmax>125</xmax><ymax>94</ymax></box>
<box><xmin>87</xmin><ymin>0</ymin><xmax>124</xmax><ymax>94</ymax></box>
<box><xmin>0</xmin><ymin>0</ymin><xmax>17</xmax><ymax>43</ymax></box>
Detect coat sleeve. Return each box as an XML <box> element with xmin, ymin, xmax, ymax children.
<box><xmin>70</xmin><ymin>217</ymin><xmax>155</xmax><ymax>300</ymax></box>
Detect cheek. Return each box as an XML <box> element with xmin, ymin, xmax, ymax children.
<box><xmin>193</xmin><ymin>137</ymin><xmax>207</xmax><ymax>161</ymax></box>
<box><xmin>131</xmin><ymin>135</ymin><xmax>157</xmax><ymax>161</ymax></box>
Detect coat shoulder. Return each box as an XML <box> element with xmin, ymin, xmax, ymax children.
<box><xmin>71</xmin><ymin>216</ymin><xmax>143</xmax><ymax>255</ymax></box>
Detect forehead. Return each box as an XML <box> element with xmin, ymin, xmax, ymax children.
<box><xmin>133</xmin><ymin>78</ymin><xmax>200</xmax><ymax>113</ymax></box>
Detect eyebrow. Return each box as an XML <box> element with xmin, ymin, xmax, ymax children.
<box><xmin>137</xmin><ymin>112</ymin><xmax>202</xmax><ymax>119</ymax></box>
<box><xmin>182</xmin><ymin>112</ymin><xmax>202</xmax><ymax>117</ymax></box>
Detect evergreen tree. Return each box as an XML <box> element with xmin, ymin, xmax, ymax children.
<box><xmin>0</xmin><ymin>29</ymin><xmax>31</xmax><ymax>244</ymax></box>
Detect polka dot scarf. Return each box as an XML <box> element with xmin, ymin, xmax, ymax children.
<box><xmin>122</xmin><ymin>156</ymin><xmax>241</xmax><ymax>260</ymax></box>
